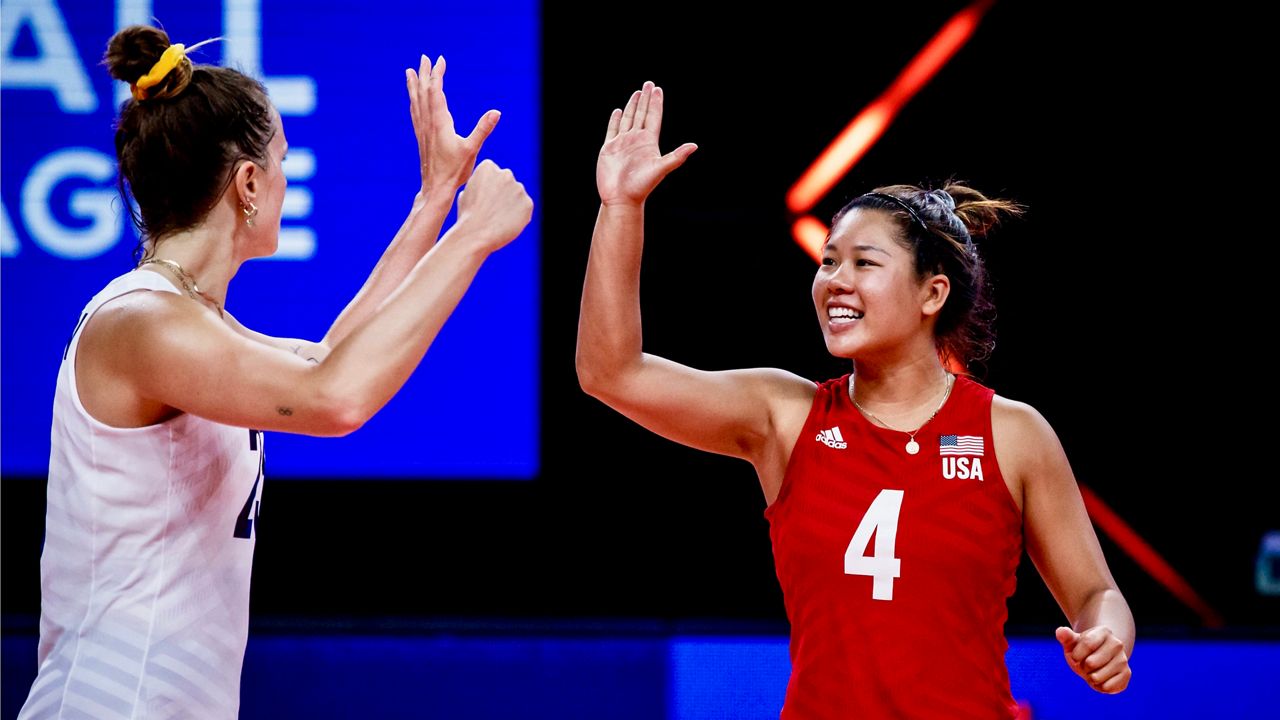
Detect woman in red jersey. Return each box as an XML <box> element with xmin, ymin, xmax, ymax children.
<box><xmin>576</xmin><ymin>82</ymin><xmax>1134</xmax><ymax>719</ymax></box>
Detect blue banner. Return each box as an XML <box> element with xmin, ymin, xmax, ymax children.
<box><xmin>1</xmin><ymin>0</ymin><xmax>540</xmax><ymax>478</ymax></box>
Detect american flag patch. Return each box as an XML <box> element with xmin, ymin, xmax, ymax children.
<box><xmin>939</xmin><ymin>434</ymin><xmax>983</xmax><ymax>456</ymax></box>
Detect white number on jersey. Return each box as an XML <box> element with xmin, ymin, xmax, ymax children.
<box><xmin>843</xmin><ymin>489</ymin><xmax>904</xmax><ymax>601</ymax></box>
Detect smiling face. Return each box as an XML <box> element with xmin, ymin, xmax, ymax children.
<box><xmin>812</xmin><ymin>208</ymin><xmax>949</xmax><ymax>362</ymax></box>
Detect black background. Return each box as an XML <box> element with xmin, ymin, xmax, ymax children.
<box><xmin>3</xmin><ymin>1</ymin><xmax>1276</xmax><ymax>634</ymax></box>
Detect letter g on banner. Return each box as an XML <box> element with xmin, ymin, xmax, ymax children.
<box><xmin>23</xmin><ymin>148</ymin><xmax>122</xmax><ymax>259</ymax></box>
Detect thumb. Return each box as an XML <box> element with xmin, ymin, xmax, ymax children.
<box><xmin>1055</xmin><ymin>626</ymin><xmax>1078</xmax><ymax>650</ymax></box>
<box><xmin>467</xmin><ymin>110</ymin><xmax>501</xmax><ymax>146</ymax></box>
<box><xmin>660</xmin><ymin>142</ymin><xmax>698</xmax><ymax>174</ymax></box>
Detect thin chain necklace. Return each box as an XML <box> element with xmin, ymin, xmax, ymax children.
<box><xmin>850</xmin><ymin>372</ymin><xmax>954</xmax><ymax>455</ymax></box>
<box><xmin>137</xmin><ymin>258</ymin><xmax>224</xmax><ymax>318</ymax></box>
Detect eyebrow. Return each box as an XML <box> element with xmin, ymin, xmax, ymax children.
<box><xmin>822</xmin><ymin>243</ymin><xmax>891</xmax><ymax>256</ymax></box>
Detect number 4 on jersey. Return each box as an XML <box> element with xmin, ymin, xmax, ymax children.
<box><xmin>843</xmin><ymin>489</ymin><xmax>904</xmax><ymax>601</ymax></box>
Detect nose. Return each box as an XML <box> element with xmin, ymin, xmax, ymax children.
<box><xmin>824</xmin><ymin>261</ymin><xmax>855</xmax><ymax>294</ymax></box>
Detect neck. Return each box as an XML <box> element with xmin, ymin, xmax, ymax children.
<box><xmin>138</xmin><ymin>206</ymin><xmax>246</xmax><ymax>308</ymax></box>
<box><xmin>850</xmin><ymin>350</ymin><xmax>951</xmax><ymax>417</ymax></box>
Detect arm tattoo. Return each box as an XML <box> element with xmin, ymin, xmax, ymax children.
<box><xmin>293</xmin><ymin>344</ymin><xmax>321</xmax><ymax>365</ymax></box>
<box><xmin>277</xmin><ymin>407</ymin><xmax>294</xmax><ymax>416</ymax></box>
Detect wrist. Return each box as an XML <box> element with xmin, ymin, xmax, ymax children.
<box><xmin>414</xmin><ymin>186</ymin><xmax>457</xmax><ymax>210</ymax></box>
<box><xmin>440</xmin><ymin>220</ymin><xmax>495</xmax><ymax>262</ymax></box>
<box><xmin>600</xmin><ymin>198</ymin><xmax>645</xmax><ymax>211</ymax></box>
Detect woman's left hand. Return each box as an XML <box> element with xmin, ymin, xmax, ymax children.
<box><xmin>1056</xmin><ymin>625</ymin><xmax>1132</xmax><ymax>693</ymax></box>
<box><xmin>406</xmin><ymin>54</ymin><xmax>500</xmax><ymax>199</ymax></box>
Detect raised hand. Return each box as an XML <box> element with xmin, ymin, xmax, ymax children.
<box><xmin>454</xmin><ymin>159</ymin><xmax>533</xmax><ymax>256</ymax></box>
<box><xmin>597</xmin><ymin>81</ymin><xmax>697</xmax><ymax>207</ymax></box>
<box><xmin>406</xmin><ymin>54</ymin><xmax>500</xmax><ymax>198</ymax></box>
<box><xmin>1055</xmin><ymin>625</ymin><xmax>1132</xmax><ymax>694</ymax></box>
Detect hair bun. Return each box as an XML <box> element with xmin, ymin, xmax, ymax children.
<box><xmin>925</xmin><ymin>188</ymin><xmax>957</xmax><ymax>213</ymax></box>
<box><xmin>104</xmin><ymin>25</ymin><xmax>193</xmax><ymax>101</ymax></box>
<box><xmin>104</xmin><ymin>26</ymin><xmax>171</xmax><ymax>83</ymax></box>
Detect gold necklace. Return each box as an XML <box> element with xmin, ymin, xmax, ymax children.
<box><xmin>138</xmin><ymin>258</ymin><xmax>224</xmax><ymax>317</ymax></box>
<box><xmin>850</xmin><ymin>372</ymin><xmax>954</xmax><ymax>455</ymax></box>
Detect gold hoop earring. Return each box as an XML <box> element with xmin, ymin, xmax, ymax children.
<box><xmin>242</xmin><ymin>202</ymin><xmax>259</xmax><ymax>227</ymax></box>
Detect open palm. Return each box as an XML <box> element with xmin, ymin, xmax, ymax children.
<box><xmin>407</xmin><ymin>55</ymin><xmax>500</xmax><ymax>196</ymax></box>
<box><xmin>597</xmin><ymin>82</ymin><xmax>696</xmax><ymax>206</ymax></box>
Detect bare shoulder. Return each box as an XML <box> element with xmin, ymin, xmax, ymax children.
<box><xmin>748</xmin><ymin>367</ymin><xmax>818</xmax><ymax>401</ymax></box>
<box><xmin>84</xmin><ymin>289</ymin><xmax>205</xmax><ymax>348</ymax></box>
<box><xmin>992</xmin><ymin>394</ymin><xmax>1071</xmax><ymax>491</ymax></box>
<box><xmin>750</xmin><ymin>367</ymin><xmax>818</xmax><ymax>424</ymax></box>
<box><xmin>76</xmin><ymin>290</ymin><xmax>226</xmax><ymax>425</ymax></box>
<box><xmin>86</xmin><ymin>290</ymin><xmax>232</xmax><ymax>373</ymax></box>
<box><xmin>992</xmin><ymin>394</ymin><xmax>1056</xmax><ymax>443</ymax></box>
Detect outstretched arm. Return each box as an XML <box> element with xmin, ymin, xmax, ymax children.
<box><xmin>319</xmin><ymin>54</ymin><xmax>500</xmax><ymax>349</ymax></box>
<box><xmin>994</xmin><ymin>396</ymin><xmax>1135</xmax><ymax>694</ymax></box>
<box><xmin>576</xmin><ymin>82</ymin><xmax>813</xmax><ymax>475</ymax></box>
<box><xmin>101</xmin><ymin>160</ymin><xmax>532</xmax><ymax>437</ymax></box>
<box><xmin>226</xmin><ymin>56</ymin><xmax>496</xmax><ymax>361</ymax></box>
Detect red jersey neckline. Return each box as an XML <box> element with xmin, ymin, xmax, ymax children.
<box><xmin>837</xmin><ymin>372</ymin><xmax>968</xmax><ymax>442</ymax></box>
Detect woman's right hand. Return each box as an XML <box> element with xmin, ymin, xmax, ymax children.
<box><xmin>597</xmin><ymin>81</ymin><xmax>697</xmax><ymax>207</ymax></box>
<box><xmin>453</xmin><ymin>159</ymin><xmax>534</xmax><ymax>255</ymax></box>
<box><xmin>407</xmin><ymin>55</ymin><xmax>500</xmax><ymax>198</ymax></box>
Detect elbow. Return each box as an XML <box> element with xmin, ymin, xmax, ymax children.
<box><xmin>327</xmin><ymin>405</ymin><xmax>367</xmax><ymax>437</ymax></box>
<box><xmin>314</xmin><ymin>384</ymin><xmax>371</xmax><ymax>438</ymax></box>
<box><xmin>576</xmin><ymin>359</ymin><xmax>601</xmax><ymax>398</ymax></box>
<box><xmin>575</xmin><ymin>349</ymin><xmax>615</xmax><ymax>399</ymax></box>
<box><xmin>575</xmin><ymin>334</ymin><xmax>638</xmax><ymax>398</ymax></box>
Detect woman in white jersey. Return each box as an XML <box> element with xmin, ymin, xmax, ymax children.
<box><xmin>17</xmin><ymin>24</ymin><xmax>532</xmax><ymax>720</ymax></box>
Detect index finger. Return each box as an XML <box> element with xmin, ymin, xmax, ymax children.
<box><xmin>432</xmin><ymin>54</ymin><xmax>446</xmax><ymax>91</ymax></box>
<box><xmin>605</xmin><ymin>108</ymin><xmax>623</xmax><ymax>142</ymax></box>
<box><xmin>406</xmin><ymin>68</ymin><xmax>420</xmax><ymax>124</ymax></box>
<box><xmin>1071</xmin><ymin>630</ymin><xmax>1106</xmax><ymax>664</ymax></box>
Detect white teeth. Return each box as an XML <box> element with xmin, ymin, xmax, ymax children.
<box><xmin>828</xmin><ymin>307</ymin><xmax>864</xmax><ymax>320</ymax></box>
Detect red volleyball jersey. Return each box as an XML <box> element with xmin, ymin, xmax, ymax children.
<box><xmin>765</xmin><ymin>374</ymin><xmax>1022</xmax><ymax>720</ymax></box>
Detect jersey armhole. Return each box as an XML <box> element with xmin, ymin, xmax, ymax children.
<box><xmin>69</xmin><ymin>288</ymin><xmax>185</xmax><ymax>432</ymax></box>
<box><xmin>985</xmin><ymin>391</ymin><xmax>1025</xmax><ymax>519</ymax></box>
<box><xmin>764</xmin><ymin>376</ymin><xmax>839</xmax><ymax>519</ymax></box>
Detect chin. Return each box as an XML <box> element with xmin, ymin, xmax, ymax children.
<box><xmin>822</xmin><ymin>337</ymin><xmax>861</xmax><ymax>360</ymax></box>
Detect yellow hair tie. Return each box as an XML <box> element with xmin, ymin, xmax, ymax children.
<box><xmin>131</xmin><ymin>44</ymin><xmax>187</xmax><ymax>101</ymax></box>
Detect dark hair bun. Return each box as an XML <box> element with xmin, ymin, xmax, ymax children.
<box><xmin>942</xmin><ymin>182</ymin><xmax>1023</xmax><ymax>240</ymax></box>
<box><xmin>104</xmin><ymin>25</ymin><xmax>171</xmax><ymax>83</ymax></box>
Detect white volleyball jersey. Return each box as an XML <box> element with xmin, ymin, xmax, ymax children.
<box><xmin>19</xmin><ymin>269</ymin><xmax>265</xmax><ymax>720</ymax></box>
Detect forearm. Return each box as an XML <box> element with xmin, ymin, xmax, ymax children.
<box><xmin>576</xmin><ymin>202</ymin><xmax>646</xmax><ymax>386</ymax></box>
<box><xmin>322</xmin><ymin>189</ymin><xmax>457</xmax><ymax>348</ymax></box>
<box><xmin>316</xmin><ymin>228</ymin><xmax>487</xmax><ymax>424</ymax></box>
<box><xmin>1071</xmin><ymin>587</ymin><xmax>1135</xmax><ymax>656</ymax></box>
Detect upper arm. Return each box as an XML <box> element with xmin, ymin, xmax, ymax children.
<box><xmin>223</xmin><ymin>310</ymin><xmax>331</xmax><ymax>364</ymax></box>
<box><xmin>581</xmin><ymin>352</ymin><xmax>816</xmax><ymax>462</ymax></box>
<box><xmin>99</xmin><ymin>293</ymin><xmax>355</xmax><ymax>436</ymax></box>
<box><xmin>994</xmin><ymin>396</ymin><xmax>1119</xmax><ymax>622</ymax></box>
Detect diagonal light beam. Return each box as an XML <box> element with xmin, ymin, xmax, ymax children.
<box><xmin>787</xmin><ymin>0</ymin><xmax>995</xmax><ymax>216</ymax></box>
<box><xmin>1079</xmin><ymin>485</ymin><xmax>1224</xmax><ymax>628</ymax></box>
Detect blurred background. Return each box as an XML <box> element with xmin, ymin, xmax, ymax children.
<box><xmin>3</xmin><ymin>0</ymin><xmax>1276</xmax><ymax>717</ymax></box>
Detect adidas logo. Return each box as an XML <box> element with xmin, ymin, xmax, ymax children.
<box><xmin>816</xmin><ymin>427</ymin><xmax>847</xmax><ymax>449</ymax></box>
